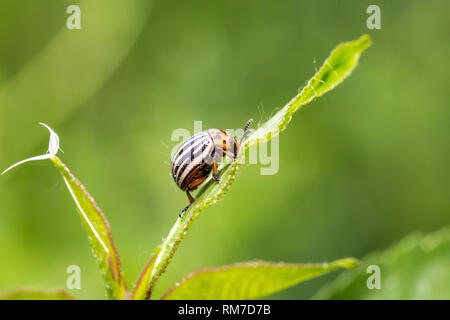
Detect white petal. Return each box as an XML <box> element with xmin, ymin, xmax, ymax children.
<box><xmin>1</xmin><ymin>123</ymin><xmax>60</xmax><ymax>175</ymax></box>
<box><xmin>39</xmin><ymin>122</ymin><xmax>60</xmax><ymax>156</ymax></box>
<box><xmin>1</xmin><ymin>154</ymin><xmax>51</xmax><ymax>175</ymax></box>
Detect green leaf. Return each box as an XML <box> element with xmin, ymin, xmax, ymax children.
<box><xmin>161</xmin><ymin>259</ymin><xmax>359</xmax><ymax>300</ymax></box>
<box><xmin>131</xmin><ymin>246</ymin><xmax>161</xmax><ymax>300</ymax></box>
<box><xmin>246</xmin><ymin>34</ymin><xmax>371</xmax><ymax>147</ymax></box>
<box><xmin>146</xmin><ymin>35</ymin><xmax>371</xmax><ymax>298</ymax></box>
<box><xmin>0</xmin><ymin>289</ymin><xmax>75</xmax><ymax>300</ymax></box>
<box><xmin>314</xmin><ymin>227</ymin><xmax>450</xmax><ymax>299</ymax></box>
<box><xmin>50</xmin><ymin>156</ymin><xmax>127</xmax><ymax>300</ymax></box>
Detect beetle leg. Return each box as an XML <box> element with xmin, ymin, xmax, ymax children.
<box><xmin>223</xmin><ymin>150</ymin><xmax>235</xmax><ymax>160</ymax></box>
<box><xmin>186</xmin><ymin>190</ymin><xmax>195</xmax><ymax>203</ymax></box>
<box><xmin>179</xmin><ymin>190</ymin><xmax>195</xmax><ymax>218</ymax></box>
<box><xmin>212</xmin><ymin>161</ymin><xmax>220</xmax><ymax>182</ymax></box>
<box><xmin>215</xmin><ymin>145</ymin><xmax>234</xmax><ymax>160</ymax></box>
<box><xmin>187</xmin><ymin>176</ymin><xmax>207</xmax><ymax>190</ymax></box>
<box><xmin>179</xmin><ymin>203</ymin><xmax>191</xmax><ymax>218</ymax></box>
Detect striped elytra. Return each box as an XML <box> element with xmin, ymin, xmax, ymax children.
<box><xmin>172</xmin><ymin>119</ymin><xmax>253</xmax><ymax>218</ymax></box>
<box><xmin>171</xmin><ymin>131</ymin><xmax>215</xmax><ymax>190</ymax></box>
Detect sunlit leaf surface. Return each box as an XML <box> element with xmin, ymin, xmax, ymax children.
<box><xmin>162</xmin><ymin>259</ymin><xmax>359</xmax><ymax>300</ymax></box>
<box><xmin>314</xmin><ymin>227</ymin><xmax>450</xmax><ymax>299</ymax></box>
<box><xmin>0</xmin><ymin>289</ymin><xmax>75</xmax><ymax>300</ymax></box>
<box><xmin>51</xmin><ymin>156</ymin><xmax>127</xmax><ymax>300</ymax></box>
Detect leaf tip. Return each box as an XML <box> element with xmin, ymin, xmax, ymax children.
<box><xmin>334</xmin><ymin>258</ymin><xmax>360</xmax><ymax>269</ymax></box>
<box><xmin>354</xmin><ymin>34</ymin><xmax>372</xmax><ymax>52</ymax></box>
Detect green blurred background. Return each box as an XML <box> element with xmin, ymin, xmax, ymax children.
<box><xmin>0</xmin><ymin>0</ymin><xmax>449</xmax><ymax>299</ymax></box>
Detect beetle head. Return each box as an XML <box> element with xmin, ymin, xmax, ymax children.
<box><xmin>212</xmin><ymin>119</ymin><xmax>253</xmax><ymax>160</ymax></box>
<box><xmin>211</xmin><ymin>130</ymin><xmax>239</xmax><ymax>160</ymax></box>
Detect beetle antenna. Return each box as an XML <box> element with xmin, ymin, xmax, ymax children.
<box><xmin>240</xmin><ymin>118</ymin><xmax>253</xmax><ymax>143</ymax></box>
<box><xmin>244</xmin><ymin>118</ymin><xmax>253</xmax><ymax>132</ymax></box>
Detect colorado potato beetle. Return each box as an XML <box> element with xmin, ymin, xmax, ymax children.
<box><xmin>171</xmin><ymin>119</ymin><xmax>253</xmax><ymax>217</ymax></box>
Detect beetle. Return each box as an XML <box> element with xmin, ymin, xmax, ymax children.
<box><xmin>171</xmin><ymin>119</ymin><xmax>253</xmax><ymax>217</ymax></box>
